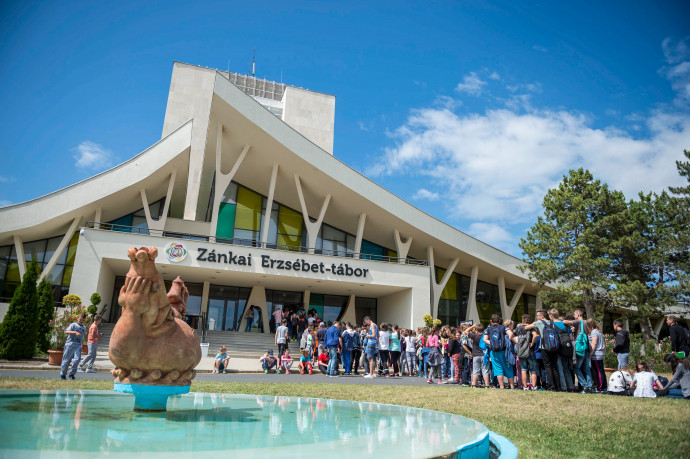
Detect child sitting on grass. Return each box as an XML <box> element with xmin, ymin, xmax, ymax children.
<box><xmin>299</xmin><ymin>349</ymin><xmax>313</xmax><ymax>374</ymax></box>
<box><xmin>280</xmin><ymin>348</ymin><xmax>294</xmax><ymax>374</ymax></box>
<box><xmin>213</xmin><ymin>346</ymin><xmax>230</xmax><ymax>373</ymax></box>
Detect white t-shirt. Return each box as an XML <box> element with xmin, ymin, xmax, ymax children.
<box><xmin>633</xmin><ymin>371</ymin><xmax>659</xmax><ymax>398</ymax></box>
<box><xmin>608</xmin><ymin>370</ymin><xmax>632</xmax><ymax>393</ymax></box>
<box><xmin>276</xmin><ymin>325</ymin><xmax>288</xmax><ymax>344</ymax></box>
<box><xmin>404</xmin><ymin>336</ymin><xmax>416</xmax><ymax>352</ymax></box>
<box><xmin>378</xmin><ymin>330</ymin><xmax>391</xmax><ymax>350</ymax></box>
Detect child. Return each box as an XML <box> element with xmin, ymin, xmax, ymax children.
<box><xmin>299</xmin><ymin>349</ymin><xmax>313</xmax><ymax>374</ymax></box>
<box><xmin>280</xmin><ymin>348</ymin><xmax>294</xmax><ymax>374</ymax></box>
<box><xmin>213</xmin><ymin>346</ymin><xmax>230</xmax><ymax>373</ymax></box>
<box><xmin>427</xmin><ymin>327</ymin><xmax>443</xmax><ymax>384</ymax></box>
<box><xmin>259</xmin><ymin>349</ymin><xmax>277</xmax><ymax>374</ymax></box>
<box><xmin>378</xmin><ymin>323</ymin><xmax>391</xmax><ymax>377</ymax></box>
<box><xmin>60</xmin><ymin>312</ymin><xmax>87</xmax><ymax>380</ymax></box>
<box><xmin>318</xmin><ymin>350</ymin><xmax>329</xmax><ymax>374</ymax></box>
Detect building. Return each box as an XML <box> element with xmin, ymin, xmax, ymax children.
<box><xmin>2</xmin><ymin>62</ymin><xmax>567</xmax><ymax>334</ymax></box>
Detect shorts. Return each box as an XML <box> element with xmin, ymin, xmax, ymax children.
<box><xmin>490</xmin><ymin>350</ymin><xmax>514</xmax><ymax>378</ymax></box>
<box><xmin>472</xmin><ymin>356</ymin><xmax>489</xmax><ymax>376</ymax></box>
<box><xmin>365</xmin><ymin>342</ymin><xmax>377</xmax><ymax>359</ymax></box>
<box><xmin>519</xmin><ymin>353</ymin><xmax>538</xmax><ymax>373</ymax></box>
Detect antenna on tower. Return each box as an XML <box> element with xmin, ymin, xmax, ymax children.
<box><xmin>252</xmin><ymin>49</ymin><xmax>256</xmax><ymax>77</ymax></box>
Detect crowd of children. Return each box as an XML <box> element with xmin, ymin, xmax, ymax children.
<box><xmin>215</xmin><ymin>307</ymin><xmax>690</xmax><ymax>399</ymax></box>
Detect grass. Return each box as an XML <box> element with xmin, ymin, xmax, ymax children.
<box><xmin>1</xmin><ymin>377</ymin><xmax>688</xmax><ymax>458</ymax></box>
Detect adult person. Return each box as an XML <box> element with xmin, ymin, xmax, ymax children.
<box><xmin>316</xmin><ymin>322</ymin><xmax>327</xmax><ymax>358</ymax></box>
<box><xmin>324</xmin><ymin>320</ymin><xmax>342</xmax><ymax>377</ymax></box>
<box><xmin>613</xmin><ymin>319</ymin><xmax>630</xmax><ymax>369</ymax></box>
<box><xmin>60</xmin><ymin>312</ymin><xmax>87</xmax><ymax>380</ymax></box>
<box><xmin>271</xmin><ymin>307</ymin><xmax>283</xmax><ymax>334</ymax></box>
<box><xmin>363</xmin><ymin>316</ymin><xmax>378</xmax><ymax>378</ymax></box>
<box><xmin>523</xmin><ymin>309</ymin><xmax>559</xmax><ymax>391</ymax></box>
<box><xmin>663</xmin><ymin>354</ymin><xmax>690</xmax><ymax>399</ymax></box>
<box><xmin>483</xmin><ymin>314</ymin><xmax>515</xmax><ymax>389</ymax></box>
<box><xmin>244</xmin><ymin>306</ymin><xmax>255</xmax><ymax>332</ymax></box>
<box><xmin>78</xmin><ymin>315</ymin><xmax>102</xmax><ymax>373</ymax></box>
<box><xmin>587</xmin><ymin>319</ymin><xmax>607</xmax><ymax>393</ymax></box>
<box><xmin>275</xmin><ymin>318</ymin><xmax>289</xmax><ymax>371</ymax></box>
<box><xmin>667</xmin><ymin>315</ymin><xmax>690</xmax><ymax>356</ymax></box>
<box><xmin>563</xmin><ymin>308</ymin><xmax>592</xmax><ymax>393</ymax></box>
<box><xmin>630</xmin><ymin>362</ymin><xmax>663</xmax><ymax>398</ymax></box>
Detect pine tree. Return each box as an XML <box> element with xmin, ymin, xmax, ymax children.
<box><xmin>37</xmin><ymin>278</ymin><xmax>55</xmax><ymax>352</ymax></box>
<box><xmin>519</xmin><ymin>168</ymin><xmax>628</xmax><ymax>319</ymax></box>
<box><xmin>0</xmin><ymin>260</ymin><xmax>40</xmax><ymax>359</ymax></box>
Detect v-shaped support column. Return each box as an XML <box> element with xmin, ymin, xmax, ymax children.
<box><xmin>294</xmin><ymin>174</ymin><xmax>331</xmax><ymax>252</ymax></box>
<box><xmin>393</xmin><ymin>229</ymin><xmax>412</xmax><ymax>264</ymax></box>
<box><xmin>427</xmin><ymin>246</ymin><xmax>459</xmax><ymax>319</ymax></box>
<box><xmin>498</xmin><ymin>275</ymin><xmax>525</xmax><ymax>320</ymax></box>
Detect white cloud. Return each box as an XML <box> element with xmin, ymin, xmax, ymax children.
<box><xmin>489</xmin><ymin>72</ymin><xmax>501</xmax><ymax>81</ymax></box>
<box><xmin>532</xmin><ymin>45</ymin><xmax>548</xmax><ymax>53</ymax></box>
<box><xmin>661</xmin><ymin>37</ymin><xmax>690</xmax><ymax>102</ymax></box>
<box><xmin>72</xmin><ymin>141</ymin><xmax>114</xmax><ymax>170</ymax></box>
<box><xmin>467</xmin><ymin>222</ymin><xmax>514</xmax><ymax>250</ymax></box>
<box><xmin>413</xmin><ymin>189</ymin><xmax>439</xmax><ymax>201</ymax></box>
<box><xmin>0</xmin><ymin>176</ymin><xmax>14</xmax><ymax>183</ymax></box>
<box><xmin>455</xmin><ymin>72</ymin><xmax>487</xmax><ymax>95</ymax></box>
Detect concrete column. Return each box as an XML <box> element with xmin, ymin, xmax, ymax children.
<box><xmin>303</xmin><ymin>290</ymin><xmax>311</xmax><ymax>310</ymax></box>
<box><xmin>354</xmin><ymin>213</ymin><xmax>366</xmax><ymax>258</ymax></box>
<box><xmin>498</xmin><ymin>276</ymin><xmax>524</xmax><ymax>320</ymax></box>
<box><xmin>427</xmin><ymin>246</ymin><xmax>459</xmax><ymax>319</ymax></box>
<box><xmin>94</xmin><ymin>208</ymin><xmax>102</xmax><ymax>230</ymax></box>
<box><xmin>294</xmin><ymin>174</ymin><xmax>331</xmax><ymax>252</ymax></box>
<box><xmin>467</xmin><ymin>266</ymin><xmax>480</xmax><ymax>324</ymax></box>
<box><xmin>623</xmin><ymin>317</ymin><xmax>630</xmax><ymax>332</ymax></box>
<box><xmin>340</xmin><ymin>294</ymin><xmax>357</xmax><ymax>325</ymax></box>
<box><xmin>209</xmin><ymin>122</ymin><xmax>251</xmax><ymax>239</ymax></box>
<box><xmin>652</xmin><ymin>317</ymin><xmax>664</xmax><ymax>338</ymax></box>
<box><xmin>38</xmin><ymin>217</ymin><xmax>81</xmax><ymax>283</ymax></box>
<box><xmin>536</xmin><ymin>296</ymin><xmax>543</xmax><ymax>310</ymax></box>
<box><xmin>260</xmin><ymin>162</ymin><xmax>279</xmax><ymax>245</ymax></box>
<box><xmin>13</xmin><ymin>235</ymin><xmax>26</xmax><ymax>278</ymax></box>
<box><xmin>141</xmin><ymin>169</ymin><xmax>176</xmax><ymax>233</ymax></box>
<box><xmin>200</xmin><ymin>281</ymin><xmax>210</xmax><ymax>316</ymax></box>
<box><xmin>393</xmin><ymin>229</ymin><xmax>413</xmax><ymax>264</ymax></box>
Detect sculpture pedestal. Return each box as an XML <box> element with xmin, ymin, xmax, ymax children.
<box><xmin>114</xmin><ymin>383</ymin><xmax>190</xmax><ymax>412</ymax></box>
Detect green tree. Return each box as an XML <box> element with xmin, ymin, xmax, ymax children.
<box><xmin>88</xmin><ymin>292</ymin><xmax>102</xmax><ymax>317</ymax></box>
<box><xmin>0</xmin><ymin>260</ymin><xmax>40</xmax><ymax>359</ymax></box>
<box><xmin>610</xmin><ymin>191</ymin><xmax>684</xmax><ymax>338</ymax></box>
<box><xmin>668</xmin><ymin>149</ymin><xmax>690</xmax><ymax>302</ymax></box>
<box><xmin>519</xmin><ymin>168</ymin><xmax>628</xmax><ymax>319</ymax></box>
<box><xmin>36</xmin><ymin>278</ymin><xmax>55</xmax><ymax>352</ymax></box>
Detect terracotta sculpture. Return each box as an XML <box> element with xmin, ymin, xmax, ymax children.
<box><xmin>109</xmin><ymin>247</ymin><xmax>201</xmax><ymax>386</ymax></box>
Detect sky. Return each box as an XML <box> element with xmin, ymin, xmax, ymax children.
<box><xmin>1</xmin><ymin>0</ymin><xmax>689</xmax><ymax>259</ymax></box>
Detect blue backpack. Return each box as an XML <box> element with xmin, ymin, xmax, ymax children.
<box><xmin>488</xmin><ymin>325</ymin><xmax>506</xmax><ymax>351</ymax></box>
<box><xmin>478</xmin><ymin>331</ymin><xmax>489</xmax><ymax>351</ymax></box>
<box><xmin>541</xmin><ymin>320</ymin><xmax>560</xmax><ymax>353</ymax></box>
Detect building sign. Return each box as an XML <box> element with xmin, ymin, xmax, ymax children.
<box><xmin>165</xmin><ymin>242</ymin><xmax>188</xmax><ymax>263</ymax></box>
<box><xmin>196</xmin><ymin>248</ymin><xmax>369</xmax><ymax>278</ymax></box>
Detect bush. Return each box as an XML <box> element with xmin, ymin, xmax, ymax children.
<box><xmin>0</xmin><ymin>261</ymin><xmax>39</xmax><ymax>360</ymax></box>
<box><xmin>36</xmin><ymin>278</ymin><xmax>54</xmax><ymax>352</ymax></box>
<box><xmin>603</xmin><ymin>333</ymin><xmax>672</xmax><ymax>374</ymax></box>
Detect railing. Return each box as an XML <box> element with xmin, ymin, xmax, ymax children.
<box><xmin>84</xmin><ymin>221</ymin><xmax>428</xmax><ymax>266</ymax></box>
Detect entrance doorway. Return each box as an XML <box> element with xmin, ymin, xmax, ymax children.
<box><xmin>206</xmin><ymin>285</ymin><xmax>252</xmax><ymax>331</ymax></box>
<box><xmin>266</xmin><ymin>289</ymin><xmax>304</xmax><ymax>333</ymax></box>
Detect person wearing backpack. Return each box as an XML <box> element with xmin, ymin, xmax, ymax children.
<box><xmin>465</xmin><ymin>323</ymin><xmax>490</xmax><ymax>388</ymax></box>
<box><xmin>549</xmin><ymin>309</ymin><xmax>575</xmax><ymax>392</ymax></box>
<box><xmin>563</xmin><ymin>308</ymin><xmax>593</xmax><ymax>393</ymax></box>
<box><xmin>483</xmin><ymin>315</ymin><xmax>515</xmax><ymax>389</ymax></box>
<box><xmin>516</xmin><ymin>314</ymin><xmax>538</xmax><ymax>390</ymax></box>
<box><xmin>523</xmin><ymin>309</ymin><xmax>560</xmax><ymax>391</ymax></box>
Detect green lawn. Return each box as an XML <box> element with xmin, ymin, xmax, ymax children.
<box><xmin>1</xmin><ymin>377</ymin><xmax>688</xmax><ymax>458</ymax></box>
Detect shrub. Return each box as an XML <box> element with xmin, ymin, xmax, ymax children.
<box><xmin>50</xmin><ymin>303</ymin><xmax>93</xmax><ymax>351</ymax></box>
<box><xmin>0</xmin><ymin>261</ymin><xmax>40</xmax><ymax>360</ymax></box>
<box><xmin>36</xmin><ymin>278</ymin><xmax>54</xmax><ymax>352</ymax></box>
<box><xmin>603</xmin><ymin>333</ymin><xmax>672</xmax><ymax>373</ymax></box>
<box><xmin>422</xmin><ymin>314</ymin><xmax>433</xmax><ymax>327</ymax></box>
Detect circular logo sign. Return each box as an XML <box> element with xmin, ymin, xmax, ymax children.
<box><xmin>165</xmin><ymin>241</ymin><xmax>188</xmax><ymax>263</ymax></box>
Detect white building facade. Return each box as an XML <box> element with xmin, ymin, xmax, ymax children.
<box><xmin>0</xmin><ymin>62</ymin><xmax>546</xmax><ymax>333</ymax></box>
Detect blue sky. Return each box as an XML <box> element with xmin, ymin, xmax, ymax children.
<box><xmin>1</xmin><ymin>1</ymin><xmax>689</xmax><ymax>258</ymax></box>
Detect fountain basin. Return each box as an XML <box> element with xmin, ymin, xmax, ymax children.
<box><xmin>0</xmin><ymin>390</ymin><xmax>516</xmax><ymax>458</ymax></box>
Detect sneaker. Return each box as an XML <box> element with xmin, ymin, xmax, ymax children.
<box><xmin>363</xmin><ymin>374</ymin><xmax>372</xmax><ymax>379</ymax></box>
<box><xmin>77</xmin><ymin>367</ymin><xmax>84</xmax><ymax>373</ymax></box>
<box><xmin>222</xmin><ymin>370</ymin><xmax>227</xmax><ymax>374</ymax></box>
<box><xmin>286</xmin><ymin>370</ymin><xmax>291</xmax><ymax>374</ymax></box>
<box><xmin>264</xmin><ymin>370</ymin><xmax>268</xmax><ymax>374</ymax></box>
<box><xmin>60</xmin><ymin>375</ymin><xmax>66</xmax><ymax>380</ymax></box>
<box><xmin>69</xmin><ymin>375</ymin><xmax>75</xmax><ymax>380</ymax></box>
<box><xmin>276</xmin><ymin>369</ymin><xmax>281</xmax><ymax>374</ymax></box>
<box><xmin>308</xmin><ymin>370</ymin><xmax>313</xmax><ymax>375</ymax></box>
<box><xmin>300</xmin><ymin>370</ymin><xmax>305</xmax><ymax>375</ymax></box>
<box><xmin>437</xmin><ymin>380</ymin><xmax>446</xmax><ymax>384</ymax></box>
<box><xmin>385</xmin><ymin>374</ymin><xmax>390</xmax><ymax>378</ymax></box>
<box><xmin>427</xmin><ymin>379</ymin><xmax>433</xmax><ymax>384</ymax></box>
<box><xmin>86</xmin><ymin>369</ymin><xmax>97</xmax><ymax>373</ymax></box>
